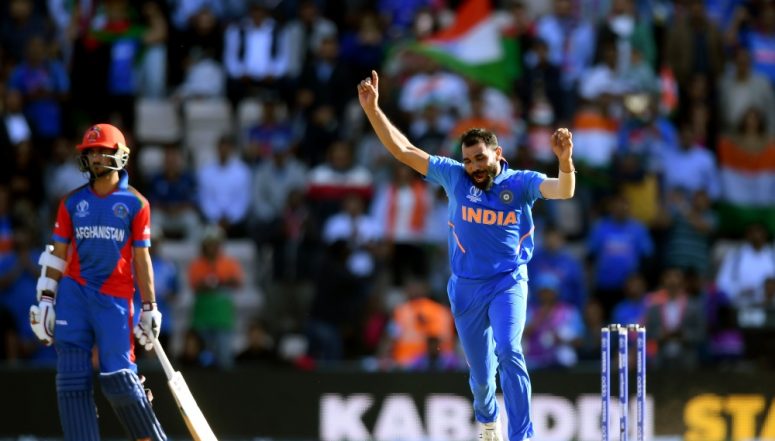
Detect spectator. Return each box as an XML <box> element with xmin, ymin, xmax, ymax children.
<box><xmin>44</xmin><ymin>137</ymin><xmax>89</xmax><ymax>215</ymax></box>
<box><xmin>71</xmin><ymin>0</ymin><xmax>150</xmax><ymax>131</ymax></box>
<box><xmin>136</xmin><ymin>0</ymin><xmax>169</xmax><ymax>98</ymax></box>
<box><xmin>322</xmin><ymin>192</ymin><xmax>382</xmax><ymax>283</ymax></box>
<box><xmin>577</xmin><ymin>298</ymin><xmax>605</xmax><ymax>362</ymax></box>
<box><xmin>611</xmin><ymin>272</ymin><xmax>648</xmax><ymax>327</ymax></box>
<box><xmin>613</xmin><ymin>94</ymin><xmax>667</xmax><ymax>227</ymax></box>
<box><xmin>169</xmin><ymin>3</ymin><xmax>225</xmax><ymax>98</ymax></box>
<box><xmin>660</xmin><ymin>189</ymin><xmax>717</xmax><ymax>277</ymax></box>
<box><xmin>339</xmin><ymin>10</ymin><xmax>387</xmax><ymax>81</ymax></box>
<box><xmin>294</xmin><ymin>34</ymin><xmax>353</xmax><ymax>152</ymax></box>
<box><xmin>715</xmin><ymin>107</ymin><xmax>775</xmax><ymax>232</ymax></box>
<box><xmin>0</xmin><ymin>229</ymin><xmax>55</xmax><ymax>362</ymax></box>
<box><xmin>398</xmin><ymin>58</ymin><xmax>469</xmax><ymax>123</ymax></box>
<box><xmin>716</xmin><ymin>223</ymin><xmax>775</xmax><ymax>308</ymax></box>
<box><xmin>528</xmin><ymin>225</ymin><xmax>586</xmax><ymax>311</ymax></box>
<box><xmin>148</xmin><ymin>146</ymin><xmax>200</xmax><ymax>240</ymax></box>
<box><xmin>587</xmin><ymin>193</ymin><xmax>654</xmax><ymax>319</ymax></box>
<box><xmin>197</xmin><ymin>135</ymin><xmax>252</xmax><ymax>237</ymax></box>
<box><xmin>188</xmin><ymin>225</ymin><xmax>245</xmax><ymax>369</ymax></box>
<box><xmin>595</xmin><ymin>0</ymin><xmax>656</xmax><ymax>71</ymax></box>
<box><xmin>535</xmin><ymin>0</ymin><xmax>597</xmax><ymax>119</ymax></box>
<box><xmin>235</xmin><ymin>321</ymin><xmax>278</xmax><ymax>364</ymax></box>
<box><xmin>274</xmin><ymin>188</ymin><xmax>318</xmax><ymax>282</ymax></box>
<box><xmin>447</xmin><ymin>88</ymin><xmax>517</xmax><ymax>160</ymax></box>
<box><xmin>0</xmin><ymin>89</ymin><xmax>33</xmax><ymax>178</ymax></box>
<box><xmin>306</xmin><ymin>239</ymin><xmax>363</xmax><ymax>361</ymax></box>
<box><xmin>571</xmin><ymin>98</ymin><xmax>618</xmax><ymax>171</ymax></box>
<box><xmin>307</xmin><ymin>140</ymin><xmax>373</xmax><ymax>220</ymax></box>
<box><xmin>524</xmin><ymin>274</ymin><xmax>584</xmax><ymax>369</ymax></box>
<box><xmin>283</xmin><ymin>0</ymin><xmax>337</xmax><ymax>79</ymax></box>
<box><xmin>408</xmin><ymin>103</ymin><xmax>455</xmax><ymax>158</ymax></box>
<box><xmin>661</xmin><ymin>122</ymin><xmax>720</xmax><ymax>200</ymax></box>
<box><xmin>518</xmin><ymin>39</ymin><xmax>562</xmax><ymax>133</ymax></box>
<box><xmin>177</xmin><ymin>328</ymin><xmax>216</xmax><ymax>369</ymax></box>
<box><xmin>249</xmin><ymin>136</ymin><xmax>307</xmax><ymax>278</ymax></box>
<box><xmin>7</xmin><ymin>139</ymin><xmax>45</xmax><ymax>211</ymax></box>
<box><xmin>7</xmin><ymin>36</ymin><xmax>69</xmax><ymax>150</ymax></box>
<box><xmin>223</xmin><ymin>0</ymin><xmax>289</xmax><ymax>104</ymax></box>
<box><xmin>718</xmin><ymin>46</ymin><xmax>775</xmax><ymax>136</ymax></box>
<box><xmin>383</xmin><ymin>279</ymin><xmax>457</xmax><ymax>370</ymax></box>
<box><xmin>244</xmin><ymin>94</ymin><xmax>294</xmax><ymax>165</ymax></box>
<box><xmin>579</xmin><ymin>40</ymin><xmax>628</xmax><ymax>102</ymax></box>
<box><xmin>0</xmin><ymin>0</ymin><xmax>52</xmax><ymax>65</ymax></box>
<box><xmin>370</xmin><ymin>165</ymin><xmax>431</xmax><ymax>287</ymax></box>
<box><xmin>743</xmin><ymin>1</ymin><xmax>775</xmax><ymax>87</ymax></box>
<box><xmin>645</xmin><ymin>267</ymin><xmax>706</xmax><ymax>369</ymax></box>
<box><xmin>665</xmin><ymin>0</ymin><xmax>725</xmax><ymax>91</ymax></box>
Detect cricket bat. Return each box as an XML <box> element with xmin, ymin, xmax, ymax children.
<box><xmin>151</xmin><ymin>334</ymin><xmax>218</xmax><ymax>441</ymax></box>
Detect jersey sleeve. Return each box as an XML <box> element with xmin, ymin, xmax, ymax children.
<box><xmin>132</xmin><ymin>202</ymin><xmax>152</xmax><ymax>248</ymax></box>
<box><xmin>424</xmin><ymin>155</ymin><xmax>463</xmax><ymax>193</ymax></box>
<box><xmin>521</xmin><ymin>170</ymin><xmax>547</xmax><ymax>203</ymax></box>
<box><xmin>52</xmin><ymin>200</ymin><xmax>73</xmax><ymax>244</ymax></box>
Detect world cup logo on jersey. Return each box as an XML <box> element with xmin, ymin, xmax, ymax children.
<box><xmin>75</xmin><ymin>200</ymin><xmax>90</xmax><ymax>218</ymax></box>
<box><xmin>466</xmin><ymin>186</ymin><xmax>483</xmax><ymax>203</ymax></box>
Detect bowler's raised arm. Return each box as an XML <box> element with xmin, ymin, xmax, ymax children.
<box><xmin>357</xmin><ymin>70</ymin><xmax>430</xmax><ymax>175</ymax></box>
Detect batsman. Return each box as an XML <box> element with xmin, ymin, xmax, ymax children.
<box><xmin>29</xmin><ymin>123</ymin><xmax>167</xmax><ymax>440</ymax></box>
<box><xmin>358</xmin><ymin>71</ymin><xmax>575</xmax><ymax>441</ymax></box>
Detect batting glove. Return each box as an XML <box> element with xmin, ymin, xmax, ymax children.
<box><xmin>134</xmin><ymin>302</ymin><xmax>162</xmax><ymax>351</ymax></box>
<box><xmin>29</xmin><ymin>295</ymin><xmax>56</xmax><ymax>346</ymax></box>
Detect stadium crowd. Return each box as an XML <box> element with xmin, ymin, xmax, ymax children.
<box><xmin>0</xmin><ymin>0</ymin><xmax>774</xmax><ymax>373</ymax></box>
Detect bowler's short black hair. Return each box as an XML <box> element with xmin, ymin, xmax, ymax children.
<box><xmin>460</xmin><ymin>128</ymin><xmax>498</xmax><ymax>149</ymax></box>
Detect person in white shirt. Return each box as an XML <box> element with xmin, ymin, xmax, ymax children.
<box><xmin>661</xmin><ymin>122</ymin><xmax>720</xmax><ymax>200</ymax></box>
<box><xmin>717</xmin><ymin>223</ymin><xmax>775</xmax><ymax>308</ymax></box>
<box><xmin>197</xmin><ymin>135</ymin><xmax>252</xmax><ymax>236</ymax></box>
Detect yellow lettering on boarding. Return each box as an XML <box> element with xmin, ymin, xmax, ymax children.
<box><xmin>685</xmin><ymin>394</ymin><xmax>725</xmax><ymax>441</ymax></box>
<box><xmin>684</xmin><ymin>394</ymin><xmax>775</xmax><ymax>441</ymax></box>
<box><xmin>726</xmin><ymin>395</ymin><xmax>765</xmax><ymax>441</ymax></box>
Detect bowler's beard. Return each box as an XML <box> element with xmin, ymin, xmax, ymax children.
<box><xmin>469</xmin><ymin>163</ymin><xmax>498</xmax><ymax>191</ymax></box>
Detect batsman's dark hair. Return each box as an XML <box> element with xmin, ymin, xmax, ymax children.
<box><xmin>460</xmin><ymin>128</ymin><xmax>498</xmax><ymax>149</ymax></box>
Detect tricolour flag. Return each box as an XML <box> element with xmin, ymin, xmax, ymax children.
<box><xmin>404</xmin><ymin>0</ymin><xmax>519</xmax><ymax>91</ymax></box>
<box><xmin>716</xmin><ymin>136</ymin><xmax>775</xmax><ymax>235</ymax></box>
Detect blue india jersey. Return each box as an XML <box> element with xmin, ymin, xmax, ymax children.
<box><xmin>425</xmin><ymin>155</ymin><xmax>546</xmax><ymax>280</ymax></box>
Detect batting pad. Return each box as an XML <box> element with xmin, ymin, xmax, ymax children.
<box><xmin>56</xmin><ymin>347</ymin><xmax>100</xmax><ymax>441</ymax></box>
<box><xmin>100</xmin><ymin>369</ymin><xmax>167</xmax><ymax>441</ymax></box>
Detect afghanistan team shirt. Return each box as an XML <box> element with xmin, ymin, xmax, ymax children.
<box><xmin>52</xmin><ymin>170</ymin><xmax>151</xmax><ymax>298</ymax></box>
<box><xmin>425</xmin><ymin>155</ymin><xmax>546</xmax><ymax>281</ymax></box>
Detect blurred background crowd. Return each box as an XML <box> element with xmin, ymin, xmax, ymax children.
<box><xmin>0</xmin><ymin>0</ymin><xmax>773</xmax><ymax>374</ymax></box>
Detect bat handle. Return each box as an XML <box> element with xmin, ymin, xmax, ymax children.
<box><xmin>150</xmin><ymin>333</ymin><xmax>176</xmax><ymax>381</ymax></box>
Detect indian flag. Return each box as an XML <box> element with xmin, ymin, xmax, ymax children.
<box><xmin>404</xmin><ymin>0</ymin><xmax>519</xmax><ymax>91</ymax></box>
<box><xmin>716</xmin><ymin>136</ymin><xmax>775</xmax><ymax>235</ymax></box>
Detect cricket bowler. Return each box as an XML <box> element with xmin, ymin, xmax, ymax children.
<box><xmin>357</xmin><ymin>70</ymin><xmax>575</xmax><ymax>441</ymax></box>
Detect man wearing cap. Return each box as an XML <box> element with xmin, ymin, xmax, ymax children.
<box><xmin>28</xmin><ymin>123</ymin><xmax>167</xmax><ymax>440</ymax></box>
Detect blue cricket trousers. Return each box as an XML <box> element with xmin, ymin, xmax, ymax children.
<box><xmin>448</xmin><ymin>271</ymin><xmax>534</xmax><ymax>441</ymax></box>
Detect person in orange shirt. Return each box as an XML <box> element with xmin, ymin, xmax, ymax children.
<box><xmin>188</xmin><ymin>225</ymin><xmax>244</xmax><ymax>369</ymax></box>
<box><xmin>386</xmin><ymin>279</ymin><xmax>457</xmax><ymax>369</ymax></box>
